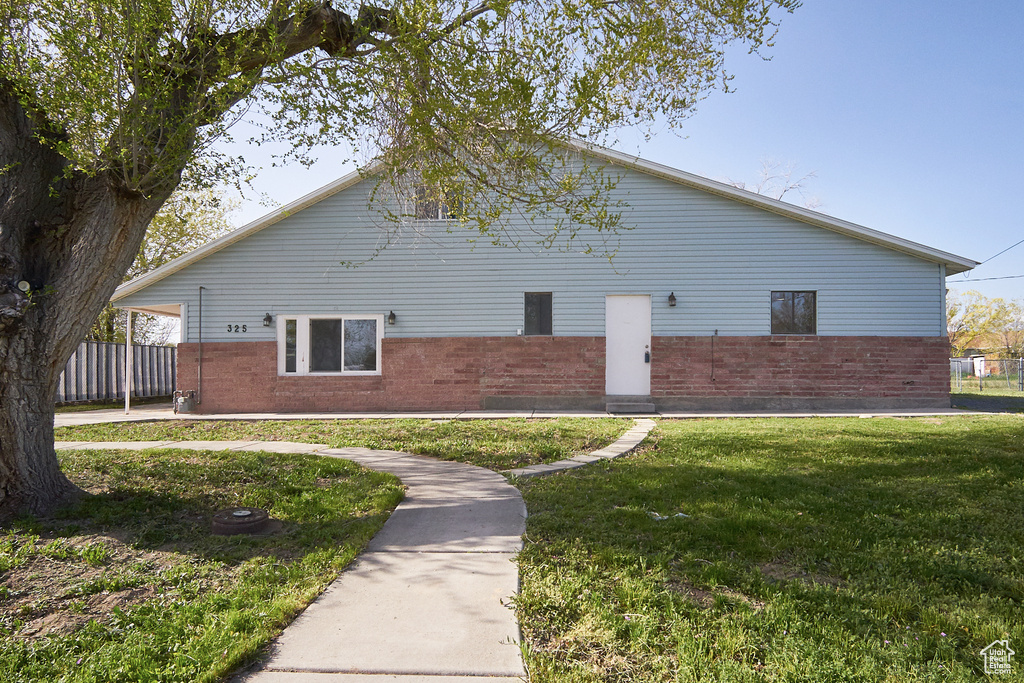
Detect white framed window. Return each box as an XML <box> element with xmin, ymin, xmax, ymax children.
<box><xmin>277</xmin><ymin>314</ymin><xmax>383</xmax><ymax>376</ymax></box>
<box><xmin>415</xmin><ymin>184</ymin><xmax>464</xmax><ymax>220</ymax></box>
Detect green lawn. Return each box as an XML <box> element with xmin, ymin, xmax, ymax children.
<box><xmin>55</xmin><ymin>417</ymin><xmax>629</xmax><ymax>471</ymax></box>
<box><xmin>27</xmin><ymin>415</ymin><xmax>1024</xmax><ymax>681</ymax></box>
<box><xmin>951</xmin><ymin>375</ymin><xmax>1022</xmax><ymax>396</ymax></box>
<box><xmin>515</xmin><ymin>415</ymin><xmax>1024</xmax><ymax>682</ymax></box>
<box><xmin>55</xmin><ymin>397</ymin><xmax>170</xmax><ymax>413</ymax></box>
<box><xmin>0</xmin><ymin>447</ymin><xmax>402</xmax><ymax>683</ymax></box>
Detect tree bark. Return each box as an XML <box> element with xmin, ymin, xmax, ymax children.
<box><xmin>0</xmin><ymin>82</ymin><xmax>168</xmax><ymax>519</ymax></box>
<box><xmin>0</xmin><ymin>1</ymin><xmax>443</xmax><ymax>519</ymax></box>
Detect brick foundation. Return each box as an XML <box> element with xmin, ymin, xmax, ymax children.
<box><xmin>175</xmin><ymin>335</ymin><xmax>950</xmax><ymax>413</ymax></box>
<box><xmin>651</xmin><ymin>335</ymin><xmax>951</xmax><ymax>410</ymax></box>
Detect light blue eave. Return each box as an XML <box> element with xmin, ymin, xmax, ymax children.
<box><xmin>113</xmin><ymin>156</ymin><xmax>971</xmax><ymax>344</ymax></box>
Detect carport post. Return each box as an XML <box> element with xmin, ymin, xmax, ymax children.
<box><xmin>124</xmin><ymin>308</ymin><xmax>133</xmax><ymax>415</ymax></box>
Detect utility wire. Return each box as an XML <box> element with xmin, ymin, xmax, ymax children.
<box><xmin>948</xmin><ymin>273</ymin><xmax>1024</xmax><ymax>282</ymax></box>
<box><xmin>980</xmin><ymin>237</ymin><xmax>1024</xmax><ymax>265</ymax></box>
<box><xmin>949</xmin><ymin>236</ymin><xmax>1024</xmax><ymax>283</ymax></box>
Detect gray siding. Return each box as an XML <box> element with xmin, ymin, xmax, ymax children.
<box><xmin>117</xmin><ymin>164</ymin><xmax>945</xmax><ymax>343</ymax></box>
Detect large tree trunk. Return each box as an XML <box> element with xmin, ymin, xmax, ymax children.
<box><xmin>0</xmin><ymin>82</ymin><xmax>171</xmax><ymax>519</ymax></box>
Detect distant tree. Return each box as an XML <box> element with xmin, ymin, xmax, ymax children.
<box><xmin>88</xmin><ymin>188</ymin><xmax>235</xmax><ymax>345</ymax></box>
<box><xmin>727</xmin><ymin>157</ymin><xmax>820</xmax><ymax>209</ymax></box>
<box><xmin>990</xmin><ymin>298</ymin><xmax>1024</xmax><ymax>358</ymax></box>
<box><xmin>947</xmin><ymin>290</ymin><xmax>998</xmax><ymax>357</ymax></box>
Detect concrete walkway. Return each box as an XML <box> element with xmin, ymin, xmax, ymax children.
<box><xmin>57</xmin><ymin>439</ymin><xmax>527</xmax><ymax>681</ymax></box>
<box><xmin>54</xmin><ymin>421</ymin><xmax>657</xmax><ymax>682</ymax></box>
<box><xmin>55</xmin><ymin>403</ymin><xmax>978</xmax><ymax>428</ymax></box>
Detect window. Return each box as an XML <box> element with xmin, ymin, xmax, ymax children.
<box><xmin>278</xmin><ymin>315</ymin><xmax>382</xmax><ymax>375</ymax></box>
<box><xmin>415</xmin><ymin>185</ymin><xmax>464</xmax><ymax>220</ymax></box>
<box><xmin>524</xmin><ymin>292</ymin><xmax>552</xmax><ymax>335</ymax></box>
<box><xmin>771</xmin><ymin>291</ymin><xmax>816</xmax><ymax>335</ymax></box>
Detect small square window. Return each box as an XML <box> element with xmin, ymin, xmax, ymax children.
<box><xmin>771</xmin><ymin>291</ymin><xmax>816</xmax><ymax>334</ymax></box>
<box><xmin>524</xmin><ymin>293</ymin><xmax>552</xmax><ymax>335</ymax></box>
<box><xmin>415</xmin><ymin>185</ymin><xmax>440</xmax><ymax>220</ymax></box>
<box><xmin>415</xmin><ymin>184</ymin><xmax>464</xmax><ymax>220</ymax></box>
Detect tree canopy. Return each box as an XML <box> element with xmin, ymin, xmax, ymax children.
<box><xmin>947</xmin><ymin>289</ymin><xmax>1024</xmax><ymax>358</ymax></box>
<box><xmin>0</xmin><ymin>0</ymin><xmax>799</xmax><ymax>517</ymax></box>
<box><xmin>2</xmin><ymin>0</ymin><xmax>799</xmax><ymax>235</ymax></box>
<box><xmin>88</xmin><ymin>187</ymin><xmax>235</xmax><ymax>344</ymax></box>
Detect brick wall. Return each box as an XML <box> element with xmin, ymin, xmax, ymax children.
<box><xmin>176</xmin><ymin>336</ymin><xmax>606</xmax><ymax>413</ymax></box>
<box><xmin>175</xmin><ymin>335</ymin><xmax>950</xmax><ymax>413</ymax></box>
<box><xmin>651</xmin><ymin>335</ymin><xmax>951</xmax><ymax>409</ymax></box>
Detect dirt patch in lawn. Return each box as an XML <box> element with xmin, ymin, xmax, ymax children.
<box><xmin>0</xmin><ymin>532</ymin><xmax>189</xmax><ymax>641</ymax></box>
<box><xmin>759</xmin><ymin>561</ymin><xmax>843</xmax><ymax>587</ymax></box>
<box><xmin>667</xmin><ymin>580</ymin><xmax>765</xmax><ymax>611</ymax></box>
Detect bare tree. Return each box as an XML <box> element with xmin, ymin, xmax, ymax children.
<box><xmin>728</xmin><ymin>157</ymin><xmax>820</xmax><ymax>209</ymax></box>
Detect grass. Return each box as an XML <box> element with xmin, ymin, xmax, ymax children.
<box><xmin>515</xmin><ymin>415</ymin><xmax>1024</xmax><ymax>682</ymax></box>
<box><xmin>0</xmin><ymin>447</ymin><xmax>403</xmax><ymax>683</ymax></box>
<box><xmin>36</xmin><ymin>415</ymin><xmax>1024</xmax><ymax>680</ymax></box>
<box><xmin>55</xmin><ymin>398</ymin><xmax>170</xmax><ymax>413</ymax></box>
<box><xmin>951</xmin><ymin>375</ymin><xmax>1022</xmax><ymax>395</ymax></box>
<box><xmin>54</xmin><ymin>417</ymin><xmax>629</xmax><ymax>471</ymax></box>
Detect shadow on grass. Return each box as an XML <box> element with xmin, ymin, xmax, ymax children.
<box><xmin>951</xmin><ymin>393</ymin><xmax>1024</xmax><ymax>412</ymax></box>
<box><xmin>28</xmin><ymin>448</ymin><xmax>405</xmax><ymax>565</ymax></box>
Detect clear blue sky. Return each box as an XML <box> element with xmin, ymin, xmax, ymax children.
<box><xmin>224</xmin><ymin>1</ymin><xmax>1024</xmax><ymax>301</ymax></box>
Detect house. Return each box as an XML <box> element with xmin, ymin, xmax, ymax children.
<box><xmin>112</xmin><ymin>141</ymin><xmax>978</xmax><ymax>413</ymax></box>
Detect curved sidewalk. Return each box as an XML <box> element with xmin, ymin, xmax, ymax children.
<box><xmin>56</xmin><ymin>440</ymin><xmax>527</xmax><ymax>682</ymax></box>
<box><xmin>54</xmin><ymin>420</ymin><xmax>657</xmax><ymax>682</ymax></box>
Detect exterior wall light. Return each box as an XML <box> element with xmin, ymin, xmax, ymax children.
<box><xmin>668</xmin><ymin>292</ymin><xmax>677</xmax><ymax>307</ymax></box>
<box><xmin>263</xmin><ymin>313</ymin><xmax>273</xmax><ymax>327</ymax></box>
<box><xmin>387</xmin><ymin>311</ymin><xmax>397</xmax><ymax>325</ymax></box>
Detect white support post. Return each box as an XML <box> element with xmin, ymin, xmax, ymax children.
<box><xmin>124</xmin><ymin>309</ymin><xmax>133</xmax><ymax>415</ymax></box>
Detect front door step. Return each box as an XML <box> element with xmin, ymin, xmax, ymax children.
<box><xmin>606</xmin><ymin>401</ymin><xmax>657</xmax><ymax>414</ymax></box>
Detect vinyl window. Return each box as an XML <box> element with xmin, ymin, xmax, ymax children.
<box><xmin>278</xmin><ymin>315</ymin><xmax>383</xmax><ymax>375</ymax></box>
<box><xmin>771</xmin><ymin>291</ymin><xmax>817</xmax><ymax>335</ymax></box>
<box><xmin>415</xmin><ymin>185</ymin><xmax>464</xmax><ymax>220</ymax></box>
<box><xmin>524</xmin><ymin>292</ymin><xmax>553</xmax><ymax>335</ymax></box>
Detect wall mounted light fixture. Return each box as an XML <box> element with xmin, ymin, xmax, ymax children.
<box><xmin>263</xmin><ymin>313</ymin><xmax>273</xmax><ymax>327</ymax></box>
<box><xmin>668</xmin><ymin>292</ymin><xmax>677</xmax><ymax>307</ymax></box>
<box><xmin>387</xmin><ymin>311</ymin><xmax>397</xmax><ymax>325</ymax></box>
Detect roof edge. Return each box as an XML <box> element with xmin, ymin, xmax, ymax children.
<box><xmin>565</xmin><ymin>139</ymin><xmax>979</xmax><ymax>276</ymax></box>
<box><xmin>113</xmin><ymin>161</ymin><xmax>380</xmax><ymax>302</ymax></box>
<box><xmin>114</xmin><ymin>141</ymin><xmax>979</xmax><ymax>304</ymax></box>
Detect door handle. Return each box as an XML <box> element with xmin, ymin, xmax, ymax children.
<box><xmin>644</xmin><ymin>351</ymin><xmax>650</xmax><ymax>363</ymax></box>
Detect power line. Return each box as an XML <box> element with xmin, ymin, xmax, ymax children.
<box><xmin>951</xmin><ymin>237</ymin><xmax>1024</xmax><ymax>284</ymax></box>
<box><xmin>948</xmin><ymin>273</ymin><xmax>1024</xmax><ymax>282</ymax></box>
<box><xmin>981</xmin><ymin>238</ymin><xmax>1024</xmax><ymax>264</ymax></box>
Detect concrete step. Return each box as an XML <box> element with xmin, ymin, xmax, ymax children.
<box><xmin>606</xmin><ymin>402</ymin><xmax>657</xmax><ymax>414</ymax></box>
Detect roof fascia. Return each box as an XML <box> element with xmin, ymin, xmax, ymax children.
<box><xmin>112</xmin><ymin>161</ymin><xmax>380</xmax><ymax>302</ymax></box>
<box><xmin>114</xmin><ymin>140</ymin><xmax>979</xmax><ymax>304</ymax></box>
<box><xmin>565</xmin><ymin>139</ymin><xmax>979</xmax><ymax>276</ymax></box>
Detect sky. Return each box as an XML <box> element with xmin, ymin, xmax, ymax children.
<box><xmin>219</xmin><ymin>1</ymin><xmax>1024</xmax><ymax>302</ymax></box>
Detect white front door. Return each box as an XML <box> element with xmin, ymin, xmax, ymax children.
<box><xmin>605</xmin><ymin>295</ymin><xmax>652</xmax><ymax>395</ymax></box>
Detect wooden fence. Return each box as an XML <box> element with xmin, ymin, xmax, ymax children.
<box><xmin>56</xmin><ymin>341</ymin><xmax>176</xmax><ymax>403</ymax></box>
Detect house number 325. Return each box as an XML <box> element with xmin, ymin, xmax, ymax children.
<box><xmin>227</xmin><ymin>324</ymin><xmax>247</xmax><ymax>333</ymax></box>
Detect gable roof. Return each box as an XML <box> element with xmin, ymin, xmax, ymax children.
<box><xmin>112</xmin><ymin>141</ymin><xmax>977</xmax><ymax>303</ymax></box>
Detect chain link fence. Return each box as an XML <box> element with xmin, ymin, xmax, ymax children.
<box><xmin>950</xmin><ymin>357</ymin><xmax>1024</xmax><ymax>393</ymax></box>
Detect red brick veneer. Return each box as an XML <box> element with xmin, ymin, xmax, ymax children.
<box><xmin>651</xmin><ymin>335</ymin><xmax>951</xmax><ymax>409</ymax></box>
<box><xmin>176</xmin><ymin>337</ymin><xmax>606</xmax><ymax>413</ymax></box>
<box><xmin>175</xmin><ymin>335</ymin><xmax>950</xmax><ymax>413</ymax></box>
